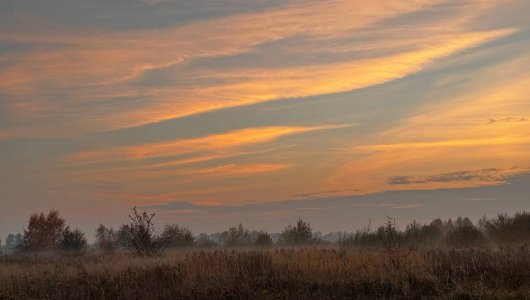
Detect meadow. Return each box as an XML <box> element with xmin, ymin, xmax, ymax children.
<box><xmin>0</xmin><ymin>246</ymin><xmax>529</xmax><ymax>299</ymax></box>
<box><xmin>1</xmin><ymin>210</ymin><xmax>529</xmax><ymax>299</ymax></box>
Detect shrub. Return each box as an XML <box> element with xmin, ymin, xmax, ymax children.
<box><xmin>223</xmin><ymin>224</ymin><xmax>251</xmax><ymax>247</ymax></box>
<box><xmin>116</xmin><ymin>224</ymin><xmax>134</xmax><ymax>249</ymax></box>
<box><xmin>59</xmin><ymin>228</ymin><xmax>87</xmax><ymax>252</ymax></box>
<box><xmin>279</xmin><ymin>219</ymin><xmax>317</xmax><ymax>245</ymax></box>
<box><xmin>162</xmin><ymin>224</ymin><xmax>194</xmax><ymax>248</ymax></box>
<box><xmin>123</xmin><ymin>207</ymin><xmax>167</xmax><ymax>256</ymax></box>
<box><xmin>445</xmin><ymin>225</ymin><xmax>485</xmax><ymax>248</ymax></box>
<box><xmin>254</xmin><ymin>231</ymin><xmax>273</xmax><ymax>247</ymax></box>
<box><xmin>480</xmin><ymin>211</ymin><xmax>530</xmax><ymax>245</ymax></box>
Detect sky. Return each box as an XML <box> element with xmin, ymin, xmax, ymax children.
<box><xmin>0</xmin><ymin>0</ymin><xmax>529</xmax><ymax>237</ymax></box>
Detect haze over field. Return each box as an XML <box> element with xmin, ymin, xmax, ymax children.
<box><xmin>1</xmin><ymin>0</ymin><xmax>529</xmax><ymax>237</ymax></box>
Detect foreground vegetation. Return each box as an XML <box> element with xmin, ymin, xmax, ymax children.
<box><xmin>0</xmin><ymin>247</ymin><xmax>528</xmax><ymax>299</ymax></box>
<box><xmin>0</xmin><ymin>209</ymin><xmax>528</xmax><ymax>298</ymax></box>
<box><xmin>4</xmin><ymin>209</ymin><xmax>529</xmax><ymax>254</ymax></box>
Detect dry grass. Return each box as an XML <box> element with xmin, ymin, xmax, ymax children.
<box><xmin>0</xmin><ymin>247</ymin><xmax>529</xmax><ymax>299</ymax></box>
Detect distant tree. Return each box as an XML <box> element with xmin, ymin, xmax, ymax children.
<box><xmin>455</xmin><ymin>216</ymin><xmax>474</xmax><ymax>229</ymax></box>
<box><xmin>223</xmin><ymin>224</ymin><xmax>251</xmax><ymax>247</ymax></box>
<box><xmin>15</xmin><ymin>233</ymin><xmax>23</xmax><ymax>246</ymax></box>
<box><xmin>445</xmin><ymin>224</ymin><xmax>485</xmax><ymax>248</ymax></box>
<box><xmin>19</xmin><ymin>210</ymin><xmax>66</xmax><ymax>251</ymax></box>
<box><xmin>254</xmin><ymin>231</ymin><xmax>273</xmax><ymax>247</ymax></box>
<box><xmin>430</xmin><ymin>218</ymin><xmax>444</xmax><ymax>232</ymax></box>
<box><xmin>59</xmin><ymin>228</ymin><xmax>87</xmax><ymax>252</ymax></box>
<box><xmin>404</xmin><ymin>220</ymin><xmax>422</xmax><ymax>245</ymax></box>
<box><xmin>95</xmin><ymin>224</ymin><xmax>118</xmax><ymax>252</ymax></box>
<box><xmin>195</xmin><ymin>233</ymin><xmax>218</xmax><ymax>248</ymax></box>
<box><xmin>279</xmin><ymin>219</ymin><xmax>316</xmax><ymax>245</ymax></box>
<box><xmin>162</xmin><ymin>224</ymin><xmax>194</xmax><ymax>248</ymax></box>
<box><xmin>5</xmin><ymin>234</ymin><xmax>15</xmax><ymax>249</ymax></box>
<box><xmin>116</xmin><ymin>224</ymin><xmax>133</xmax><ymax>249</ymax></box>
<box><xmin>480</xmin><ymin>211</ymin><xmax>530</xmax><ymax>245</ymax></box>
<box><xmin>426</xmin><ymin>218</ymin><xmax>445</xmax><ymax>244</ymax></box>
<box><xmin>443</xmin><ymin>219</ymin><xmax>455</xmax><ymax>235</ymax></box>
<box><xmin>122</xmin><ymin>207</ymin><xmax>167</xmax><ymax>256</ymax></box>
<box><xmin>382</xmin><ymin>217</ymin><xmax>402</xmax><ymax>253</ymax></box>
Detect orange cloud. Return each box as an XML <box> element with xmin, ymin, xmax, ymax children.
<box><xmin>181</xmin><ymin>163</ymin><xmax>291</xmax><ymax>177</ymax></box>
<box><xmin>3</xmin><ymin>0</ymin><xmax>497</xmax><ymax>139</ymax></box>
<box><xmin>66</xmin><ymin>124</ymin><xmax>350</xmax><ymax>164</ymax></box>
<box><xmin>325</xmin><ymin>56</ymin><xmax>530</xmax><ymax>195</ymax></box>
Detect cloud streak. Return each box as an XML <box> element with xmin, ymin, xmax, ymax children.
<box><xmin>387</xmin><ymin>168</ymin><xmax>520</xmax><ymax>185</ymax></box>
<box><xmin>327</xmin><ymin>52</ymin><xmax>530</xmax><ymax>195</ymax></box>
<box><xmin>66</xmin><ymin>124</ymin><xmax>350</xmax><ymax>164</ymax></box>
<box><xmin>0</xmin><ymin>0</ymin><xmax>507</xmax><ymax>139</ymax></box>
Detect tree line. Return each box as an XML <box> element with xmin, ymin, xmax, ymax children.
<box><xmin>1</xmin><ymin>208</ymin><xmax>529</xmax><ymax>256</ymax></box>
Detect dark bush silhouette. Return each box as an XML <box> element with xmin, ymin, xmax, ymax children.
<box><xmin>223</xmin><ymin>224</ymin><xmax>251</xmax><ymax>247</ymax></box>
<box><xmin>279</xmin><ymin>219</ymin><xmax>317</xmax><ymax>245</ymax></box>
<box><xmin>480</xmin><ymin>211</ymin><xmax>530</xmax><ymax>245</ymax></box>
<box><xmin>162</xmin><ymin>224</ymin><xmax>194</xmax><ymax>248</ymax></box>
<box><xmin>254</xmin><ymin>231</ymin><xmax>273</xmax><ymax>247</ymax></box>
<box><xmin>338</xmin><ymin>221</ymin><xmax>385</xmax><ymax>247</ymax></box>
<box><xmin>116</xmin><ymin>224</ymin><xmax>134</xmax><ymax>249</ymax></box>
<box><xmin>382</xmin><ymin>217</ymin><xmax>401</xmax><ymax>251</ymax></box>
<box><xmin>19</xmin><ymin>210</ymin><xmax>66</xmax><ymax>251</ymax></box>
<box><xmin>380</xmin><ymin>217</ymin><xmax>415</xmax><ymax>269</ymax></box>
<box><xmin>59</xmin><ymin>228</ymin><xmax>88</xmax><ymax>252</ymax></box>
<box><xmin>445</xmin><ymin>224</ymin><xmax>485</xmax><ymax>248</ymax></box>
<box><xmin>122</xmin><ymin>207</ymin><xmax>167</xmax><ymax>256</ymax></box>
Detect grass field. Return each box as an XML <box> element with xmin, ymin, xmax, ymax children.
<box><xmin>0</xmin><ymin>247</ymin><xmax>529</xmax><ymax>299</ymax></box>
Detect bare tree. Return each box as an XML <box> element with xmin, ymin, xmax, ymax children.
<box><xmin>124</xmin><ymin>207</ymin><xmax>167</xmax><ymax>256</ymax></box>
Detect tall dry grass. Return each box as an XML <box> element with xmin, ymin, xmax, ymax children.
<box><xmin>0</xmin><ymin>247</ymin><xmax>528</xmax><ymax>299</ymax></box>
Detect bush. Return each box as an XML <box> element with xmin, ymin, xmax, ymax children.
<box><xmin>59</xmin><ymin>228</ymin><xmax>87</xmax><ymax>252</ymax></box>
<box><xmin>480</xmin><ymin>211</ymin><xmax>530</xmax><ymax>245</ymax></box>
<box><xmin>123</xmin><ymin>207</ymin><xmax>167</xmax><ymax>256</ymax></box>
<box><xmin>445</xmin><ymin>225</ymin><xmax>485</xmax><ymax>248</ymax></box>
<box><xmin>162</xmin><ymin>224</ymin><xmax>194</xmax><ymax>248</ymax></box>
<box><xmin>116</xmin><ymin>224</ymin><xmax>134</xmax><ymax>249</ymax></box>
<box><xmin>223</xmin><ymin>224</ymin><xmax>251</xmax><ymax>247</ymax></box>
<box><xmin>279</xmin><ymin>219</ymin><xmax>317</xmax><ymax>245</ymax></box>
<box><xmin>254</xmin><ymin>231</ymin><xmax>273</xmax><ymax>247</ymax></box>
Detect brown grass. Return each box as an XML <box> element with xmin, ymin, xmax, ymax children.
<box><xmin>0</xmin><ymin>247</ymin><xmax>528</xmax><ymax>299</ymax></box>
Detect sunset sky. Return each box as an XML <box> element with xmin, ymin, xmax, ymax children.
<box><xmin>1</xmin><ymin>0</ymin><xmax>529</xmax><ymax>237</ymax></box>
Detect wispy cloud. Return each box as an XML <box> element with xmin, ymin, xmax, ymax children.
<box><xmin>487</xmin><ymin>117</ymin><xmax>528</xmax><ymax>124</ymax></box>
<box><xmin>326</xmin><ymin>54</ymin><xmax>530</xmax><ymax>195</ymax></box>
<box><xmin>0</xmin><ymin>0</ymin><xmax>507</xmax><ymax>139</ymax></box>
<box><xmin>387</xmin><ymin>168</ymin><xmax>520</xmax><ymax>185</ymax></box>
<box><xmin>66</xmin><ymin>124</ymin><xmax>350</xmax><ymax>164</ymax></box>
